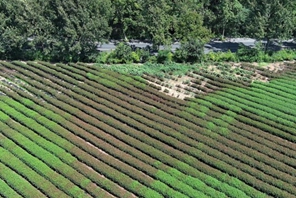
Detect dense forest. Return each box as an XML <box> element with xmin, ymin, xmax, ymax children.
<box><xmin>0</xmin><ymin>0</ymin><xmax>296</xmax><ymax>62</ymax></box>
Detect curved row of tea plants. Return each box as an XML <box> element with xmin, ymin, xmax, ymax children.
<box><xmin>0</xmin><ymin>61</ymin><xmax>296</xmax><ymax>197</ymax></box>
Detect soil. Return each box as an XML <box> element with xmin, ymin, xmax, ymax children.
<box><xmin>145</xmin><ymin>61</ymin><xmax>294</xmax><ymax>100</ymax></box>
<box><xmin>148</xmin><ymin>75</ymin><xmax>196</xmax><ymax>99</ymax></box>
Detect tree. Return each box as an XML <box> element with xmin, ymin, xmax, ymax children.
<box><xmin>243</xmin><ymin>0</ymin><xmax>296</xmax><ymax>49</ymax></box>
<box><xmin>203</xmin><ymin>0</ymin><xmax>249</xmax><ymax>38</ymax></box>
<box><xmin>174</xmin><ymin>38</ymin><xmax>205</xmax><ymax>63</ymax></box>
<box><xmin>110</xmin><ymin>0</ymin><xmax>145</xmax><ymax>40</ymax></box>
<box><xmin>0</xmin><ymin>0</ymin><xmax>30</xmax><ymax>59</ymax></box>
<box><xmin>38</xmin><ymin>0</ymin><xmax>114</xmax><ymax>62</ymax></box>
<box><xmin>140</xmin><ymin>0</ymin><xmax>174</xmax><ymax>46</ymax></box>
<box><xmin>1</xmin><ymin>0</ymin><xmax>114</xmax><ymax>62</ymax></box>
<box><xmin>172</xmin><ymin>0</ymin><xmax>211</xmax><ymax>42</ymax></box>
<box><xmin>134</xmin><ymin>0</ymin><xmax>210</xmax><ymax>47</ymax></box>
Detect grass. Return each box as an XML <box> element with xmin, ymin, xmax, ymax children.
<box><xmin>96</xmin><ymin>62</ymin><xmax>202</xmax><ymax>77</ymax></box>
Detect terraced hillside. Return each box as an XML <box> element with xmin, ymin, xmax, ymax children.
<box><xmin>0</xmin><ymin>61</ymin><xmax>295</xmax><ymax>198</ymax></box>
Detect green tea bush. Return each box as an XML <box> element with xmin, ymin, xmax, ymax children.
<box><xmin>0</xmin><ymin>178</ymin><xmax>22</xmax><ymax>198</ymax></box>
<box><xmin>0</xmin><ymin>162</ymin><xmax>44</xmax><ymax>197</ymax></box>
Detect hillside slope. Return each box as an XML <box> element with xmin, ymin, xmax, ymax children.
<box><xmin>0</xmin><ymin>61</ymin><xmax>296</xmax><ymax>198</ymax></box>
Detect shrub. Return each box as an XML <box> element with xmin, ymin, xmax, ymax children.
<box><xmin>147</xmin><ymin>55</ymin><xmax>157</xmax><ymax>63</ymax></box>
<box><xmin>96</xmin><ymin>51</ymin><xmax>110</xmax><ymax>64</ymax></box>
<box><xmin>205</xmin><ymin>51</ymin><xmax>237</xmax><ymax>62</ymax></box>
<box><xmin>205</xmin><ymin>51</ymin><xmax>219</xmax><ymax>62</ymax></box>
<box><xmin>131</xmin><ymin>52</ymin><xmax>140</xmax><ymax>63</ymax></box>
<box><xmin>138</xmin><ymin>48</ymin><xmax>151</xmax><ymax>63</ymax></box>
<box><xmin>174</xmin><ymin>38</ymin><xmax>204</xmax><ymax>63</ymax></box>
<box><xmin>108</xmin><ymin>42</ymin><xmax>133</xmax><ymax>64</ymax></box>
<box><xmin>236</xmin><ymin>43</ymin><xmax>265</xmax><ymax>62</ymax></box>
<box><xmin>271</xmin><ymin>49</ymin><xmax>296</xmax><ymax>61</ymax></box>
<box><xmin>156</xmin><ymin>49</ymin><xmax>173</xmax><ymax>64</ymax></box>
<box><xmin>219</xmin><ymin>50</ymin><xmax>237</xmax><ymax>62</ymax></box>
<box><xmin>103</xmin><ymin>43</ymin><xmax>155</xmax><ymax>64</ymax></box>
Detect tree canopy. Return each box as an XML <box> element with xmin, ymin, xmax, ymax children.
<box><xmin>0</xmin><ymin>0</ymin><xmax>296</xmax><ymax>62</ymax></box>
<box><xmin>243</xmin><ymin>0</ymin><xmax>296</xmax><ymax>40</ymax></box>
<box><xmin>0</xmin><ymin>0</ymin><xmax>114</xmax><ymax>61</ymax></box>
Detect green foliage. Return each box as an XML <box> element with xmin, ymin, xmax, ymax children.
<box><xmin>205</xmin><ymin>52</ymin><xmax>220</xmax><ymax>62</ymax></box>
<box><xmin>0</xmin><ymin>111</ymin><xmax>10</xmax><ymax>122</ymax></box>
<box><xmin>97</xmin><ymin>62</ymin><xmax>198</xmax><ymax>77</ymax></box>
<box><xmin>204</xmin><ymin>0</ymin><xmax>249</xmax><ymax>38</ymax></box>
<box><xmin>0</xmin><ymin>0</ymin><xmax>30</xmax><ymax>60</ymax></box>
<box><xmin>147</xmin><ymin>55</ymin><xmax>158</xmax><ymax>63</ymax></box>
<box><xmin>166</xmin><ymin>168</ymin><xmax>228</xmax><ymax>198</ymax></box>
<box><xmin>174</xmin><ymin>38</ymin><xmax>205</xmax><ymax>63</ymax></box>
<box><xmin>244</xmin><ymin>0</ymin><xmax>296</xmax><ymax>40</ymax></box>
<box><xmin>151</xmin><ymin>180</ymin><xmax>188</xmax><ymax>198</ymax></box>
<box><xmin>235</xmin><ymin>44</ymin><xmax>296</xmax><ymax>63</ymax></box>
<box><xmin>107</xmin><ymin>42</ymin><xmax>134</xmax><ymax>64</ymax></box>
<box><xmin>129</xmin><ymin>181</ymin><xmax>162</xmax><ymax>198</ymax></box>
<box><xmin>0</xmin><ymin>178</ymin><xmax>22</xmax><ymax>198</ymax></box>
<box><xmin>131</xmin><ymin>51</ymin><xmax>140</xmax><ymax>63</ymax></box>
<box><xmin>110</xmin><ymin>0</ymin><xmax>145</xmax><ymax>40</ymax></box>
<box><xmin>43</xmin><ymin>0</ymin><xmax>113</xmax><ymax>62</ymax></box>
<box><xmin>111</xmin><ymin>0</ymin><xmax>210</xmax><ymax>46</ymax></box>
<box><xmin>0</xmin><ymin>0</ymin><xmax>296</xmax><ymax>62</ymax></box>
<box><xmin>205</xmin><ymin>50</ymin><xmax>237</xmax><ymax>62</ymax></box>
<box><xmin>141</xmin><ymin>0</ymin><xmax>173</xmax><ymax>46</ymax></box>
<box><xmin>206</xmin><ymin>122</ymin><xmax>217</xmax><ymax>131</ymax></box>
<box><xmin>155</xmin><ymin>170</ymin><xmax>208</xmax><ymax>198</ymax></box>
<box><xmin>102</xmin><ymin>43</ymin><xmax>150</xmax><ymax>64</ymax></box>
<box><xmin>204</xmin><ymin>47</ymin><xmax>296</xmax><ymax>63</ymax></box>
<box><xmin>0</xmin><ymin>162</ymin><xmax>44</xmax><ymax>198</ymax></box>
<box><xmin>96</xmin><ymin>52</ymin><xmax>110</xmax><ymax>64</ymax></box>
<box><xmin>0</xmin><ymin>147</ymin><xmax>69</xmax><ymax>198</ymax></box>
<box><xmin>0</xmin><ymin>0</ymin><xmax>114</xmax><ymax>62</ymax></box>
<box><xmin>139</xmin><ymin>49</ymin><xmax>151</xmax><ymax>63</ymax></box>
<box><xmin>2</xmin><ymin>61</ymin><xmax>287</xmax><ymax>198</ymax></box>
<box><xmin>236</xmin><ymin>43</ymin><xmax>265</xmax><ymax>62</ymax></box>
<box><xmin>173</xmin><ymin>0</ymin><xmax>212</xmax><ymax>42</ymax></box>
<box><xmin>271</xmin><ymin>50</ymin><xmax>296</xmax><ymax>61</ymax></box>
<box><xmin>222</xmin><ymin>51</ymin><xmax>237</xmax><ymax>62</ymax></box>
<box><xmin>157</xmin><ymin>49</ymin><xmax>173</xmax><ymax>64</ymax></box>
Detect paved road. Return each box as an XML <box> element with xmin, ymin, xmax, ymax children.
<box><xmin>97</xmin><ymin>38</ymin><xmax>296</xmax><ymax>53</ymax></box>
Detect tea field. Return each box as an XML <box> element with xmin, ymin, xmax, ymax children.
<box><xmin>0</xmin><ymin>61</ymin><xmax>295</xmax><ymax>198</ymax></box>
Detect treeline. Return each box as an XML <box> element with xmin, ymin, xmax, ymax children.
<box><xmin>0</xmin><ymin>0</ymin><xmax>296</xmax><ymax>62</ymax></box>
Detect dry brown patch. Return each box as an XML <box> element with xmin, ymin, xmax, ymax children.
<box><xmin>207</xmin><ymin>65</ymin><xmax>222</xmax><ymax>74</ymax></box>
<box><xmin>144</xmin><ymin>61</ymin><xmax>293</xmax><ymax>100</ymax></box>
<box><xmin>145</xmin><ymin>73</ymin><xmax>212</xmax><ymax>99</ymax></box>
<box><xmin>147</xmin><ymin>75</ymin><xmax>197</xmax><ymax>99</ymax></box>
<box><xmin>200</xmin><ymin>80</ymin><xmax>207</xmax><ymax>87</ymax></box>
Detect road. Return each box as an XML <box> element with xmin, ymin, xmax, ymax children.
<box><xmin>97</xmin><ymin>38</ymin><xmax>296</xmax><ymax>54</ymax></box>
